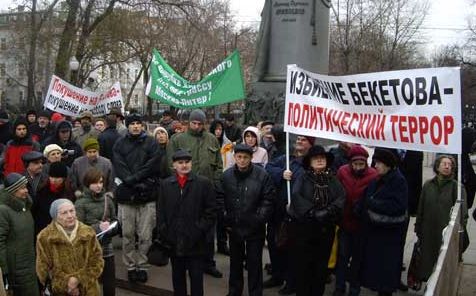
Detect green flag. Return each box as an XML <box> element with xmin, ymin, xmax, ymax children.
<box><xmin>145</xmin><ymin>49</ymin><xmax>246</xmax><ymax>108</ymax></box>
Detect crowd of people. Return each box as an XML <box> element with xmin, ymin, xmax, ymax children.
<box><xmin>0</xmin><ymin>107</ymin><xmax>472</xmax><ymax>296</ymax></box>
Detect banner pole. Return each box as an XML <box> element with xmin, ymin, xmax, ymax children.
<box><xmin>286</xmin><ymin>132</ymin><xmax>291</xmax><ymax>208</ymax></box>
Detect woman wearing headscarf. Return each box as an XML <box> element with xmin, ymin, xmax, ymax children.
<box><xmin>36</xmin><ymin>199</ymin><xmax>104</xmax><ymax>296</ymax></box>
<box><xmin>415</xmin><ymin>155</ymin><xmax>467</xmax><ymax>281</ymax></box>
<box><xmin>0</xmin><ymin>173</ymin><xmax>39</xmax><ymax>295</ymax></box>
<box><xmin>359</xmin><ymin>148</ymin><xmax>408</xmax><ymax>296</ymax></box>
<box><xmin>289</xmin><ymin>145</ymin><xmax>345</xmax><ymax>296</ymax></box>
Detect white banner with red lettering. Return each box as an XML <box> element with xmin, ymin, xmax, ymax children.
<box><xmin>284</xmin><ymin>65</ymin><xmax>462</xmax><ymax>154</ymax></box>
<box><xmin>44</xmin><ymin>75</ymin><xmax>124</xmax><ymax>117</ymax></box>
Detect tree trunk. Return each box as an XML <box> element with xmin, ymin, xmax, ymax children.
<box><xmin>54</xmin><ymin>0</ymin><xmax>80</xmax><ymax>79</ymax></box>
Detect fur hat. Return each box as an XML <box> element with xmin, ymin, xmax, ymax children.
<box><xmin>49</xmin><ymin>161</ymin><xmax>68</xmax><ymax>178</ymax></box>
<box><xmin>83</xmin><ymin>137</ymin><xmax>100</xmax><ymax>152</ymax></box>
<box><xmin>43</xmin><ymin>144</ymin><xmax>63</xmax><ymax>158</ymax></box>
<box><xmin>372</xmin><ymin>148</ymin><xmax>399</xmax><ymax>168</ymax></box>
<box><xmin>78</xmin><ymin>111</ymin><xmax>93</xmax><ymax>120</ymax></box>
<box><xmin>4</xmin><ymin>173</ymin><xmax>28</xmax><ymax>194</ymax></box>
<box><xmin>125</xmin><ymin>113</ymin><xmax>142</xmax><ymax>127</ymax></box>
<box><xmin>303</xmin><ymin>145</ymin><xmax>334</xmax><ymax>169</ymax></box>
<box><xmin>348</xmin><ymin>145</ymin><xmax>369</xmax><ymax>162</ymax></box>
<box><xmin>189</xmin><ymin>109</ymin><xmax>206</xmax><ymax>123</ymax></box>
<box><xmin>49</xmin><ymin>198</ymin><xmax>74</xmax><ymax>219</ymax></box>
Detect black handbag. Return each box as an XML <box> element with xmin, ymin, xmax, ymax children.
<box><xmin>407</xmin><ymin>240</ymin><xmax>422</xmax><ymax>290</ymax></box>
<box><xmin>147</xmin><ymin>242</ymin><xmax>170</xmax><ymax>266</ymax></box>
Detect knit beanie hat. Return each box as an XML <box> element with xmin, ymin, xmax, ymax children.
<box><xmin>349</xmin><ymin>145</ymin><xmax>369</xmax><ymax>162</ymax></box>
<box><xmin>83</xmin><ymin>137</ymin><xmax>100</xmax><ymax>152</ymax></box>
<box><xmin>49</xmin><ymin>198</ymin><xmax>74</xmax><ymax>219</ymax></box>
<box><xmin>153</xmin><ymin>126</ymin><xmax>169</xmax><ymax>141</ymax></box>
<box><xmin>49</xmin><ymin>161</ymin><xmax>68</xmax><ymax>178</ymax></box>
<box><xmin>189</xmin><ymin>109</ymin><xmax>206</xmax><ymax>123</ymax></box>
<box><xmin>4</xmin><ymin>173</ymin><xmax>28</xmax><ymax>194</ymax></box>
<box><xmin>43</xmin><ymin>144</ymin><xmax>63</xmax><ymax>158</ymax></box>
<box><xmin>125</xmin><ymin>113</ymin><xmax>142</xmax><ymax>127</ymax></box>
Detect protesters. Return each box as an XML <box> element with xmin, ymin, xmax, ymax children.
<box><xmin>415</xmin><ymin>155</ymin><xmax>468</xmax><ymax>281</ymax></box>
<box><xmin>167</xmin><ymin>109</ymin><xmax>223</xmax><ymax>278</ymax></box>
<box><xmin>30</xmin><ymin>110</ymin><xmax>52</xmax><ymax>146</ymax></box>
<box><xmin>22</xmin><ymin>151</ymin><xmax>47</xmax><ymax>199</ymax></box>
<box><xmin>264</xmin><ymin>135</ymin><xmax>314</xmax><ymax>294</ymax></box>
<box><xmin>33</xmin><ymin>161</ymin><xmax>74</xmax><ymax>235</ymax></box>
<box><xmin>334</xmin><ymin>145</ymin><xmax>378</xmax><ymax>296</ymax></box>
<box><xmin>289</xmin><ymin>145</ymin><xmax>345</xmax><ymax>296</ymax></box>
<box><xmin>113</xmin><ymin>113</ymin><xmax>162</xmax><ymax>283</ymax></box>
<box><xmin>43</xmin><ymin>120</ymin><xmax>83</xmax><ymax>167</ymax></box>
<box><xmin>107</xmin><ymin>107</ymin><xmax>127</xmax><ymax>136</ymax></box>
<box><xmin>26</xmin><ymin>110</ymin><xmax>37</xmax><ymax>126</ymax></box>
<box><xmin>98</xmin><ymin>117</ymin><xmax>120</xmax><ymax>160</ymax></box>
<box><xmin>2</xmin><ymin>117</ymin><xmax>40</xmax><ymax>176</ymax></box>
<box><xmin>224</xmin><ymin>114</ymin><xmax>242</xmax><ymax>144</ymax></box>
<box><xmin>72</xmin><ymin>111</ymin><xmax>99</xmax><ymax>148</ymax></box>
<box><xmin>157</xmin><ymin>149</ymin><xmax>217</xmax><ymax>296</ymax></box>
<box><xmin>0</xmin><ymin>173</ymin><xmax>39</xmax><ymax>295</ymax></box>
<box><xmin>75</xmin><ymin>168</ymin><xmax>118</xmax><ymax>296</ymax></box>
<box><xmin>219</xmin><ymin>144</ymin><xmax>275</xmax><ymax>296</ymax></box>
<box><xmin>71</xmin><ymin>137</ymin><xmax>115</xmax><ymax>192</ymax></box>
<box><xmin>358</xmin><ymin>148</ymin><xmax>408</xmax><ymax>296</ymax></box>
<box><xmin>94</xmin><ymin>118</ymin><xmax>106</xmax><ymax>133</ymax></box>
<box><xmin>36</xmin><ymin>199</ymin><xmax>104</xmax><ymax>296</ymax></box>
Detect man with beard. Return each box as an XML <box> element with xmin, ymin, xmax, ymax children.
<box><xmin>2</xmin><ymin>117</ymin><xmax>40</xmax><ymax>177</ymax></box>
<box><xmin>333</xmin><ymin>145</ymin><xmax>378</xmax><ymax>296</ymax></box>
<box><xmin>43</xmin><ymin>120</ymin><xmax>83</xmax><ymax>167</ymax></box>
<box><xmin>73</xmin><ymin>111</ymin><xmax>99</xmax><ymax>148</ymax></box>
<box><xmin>30</xmin><ymin>110</ymin><xmax>53</xmax><ymax>146</ymax></box>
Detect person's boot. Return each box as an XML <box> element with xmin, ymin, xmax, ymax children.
<box><xmin>127</xmin><ymin>269</ymin><xmax>138</xmax><ymax>283</ymax></box>
<box><xmin>263</xmin><ymin>277</ymin><xmax>284</xmax><ymax>289</ymax></box>
<box><xmin>204</xmin><ymin>266</ymin><xmax>223</xmax><ymax>278</ymax></box>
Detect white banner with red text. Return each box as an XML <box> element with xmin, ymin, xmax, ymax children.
<box><xmin>284</xmin><ymin>65</ymin><xmax>462</xmax><ymax>154</ymax></box>
<box><xmin>44</xmin><ymin>75</ymin><xmax>124</xmax><ymax>117</ymax></box>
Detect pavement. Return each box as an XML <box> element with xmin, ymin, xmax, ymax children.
<box><xmin>113</xmin><ymin>153</ymin><xmax>475</xmax><ymax>295</ymax></box>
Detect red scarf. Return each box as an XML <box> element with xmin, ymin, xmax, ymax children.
<box><xmin>176</xmin><ymin>173</ymin><xmax>188</xmax><ymax>189</ymax></box>
<box><xmin>49</xmin><ymin>181</ymin><xmax>64</xmax><ymax>193</ymax></box>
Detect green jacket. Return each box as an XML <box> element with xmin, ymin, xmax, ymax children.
<box><xmin>167</xmin><ymin>129</ymin><xmax>223</xmax><ymax>184</ymax></box>
<box><xmin>0</xmin><ymin>190</ymin><xmax>39</xmax><ymax>295</ymax></box>
<box><xmin>415</xmin><ymin>176</ymin><xmax>468</xmax><ymax>280</ymax></box>
<box><xmin>75</xmin><ymin>189</ymin><xmax>116</xmax><ymax>257</ymax></box>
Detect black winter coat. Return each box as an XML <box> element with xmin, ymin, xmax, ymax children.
<box><xmin>113</xmin><ymin>131</ymin><xmax>162</xmax><ymax>204</ymax></box>
<box><xmin>98</xmin><ymin>126</ymin><xmax>120</xmax><ymax>160</ymax></box>
<box><xmin>219</xmin><ymin>164</ymin><xmax>275</xmax><ymax>240</ymax></box>
<box><xmin>43</xmin><ymin>121</ymin><xmax>82</xmax><ymax>167</ymax></box>
<box><xmin>290</xmin><ymin>170</ymin><xmax>345</xmax><ymax>226</ymax></box>
<box><xmin>157</xmin><ymin>173</ymin><xmax>217</xmax><ymax>257</ymax></box>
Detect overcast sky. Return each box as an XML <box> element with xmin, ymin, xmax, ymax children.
<box><xmin>0</xmin><ymin>0</ymin><xmax>473</xmax><ymax>54</ymax></box>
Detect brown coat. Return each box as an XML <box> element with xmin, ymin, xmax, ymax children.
<box><xmin>36</xmin><ymin>221</ymin><xmax>104</xmax><ymax>296</ymax></box>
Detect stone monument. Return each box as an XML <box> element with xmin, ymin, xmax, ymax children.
<box><xmin>245</xmin><ymin>0</ymin><xmax>331</xmax><ymax>124</ymax></box>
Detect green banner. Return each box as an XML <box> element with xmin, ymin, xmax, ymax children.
<box><xmin>145</xmin><ymin>49</ymin><xmax>245</xmax><ymax>108</ymax></box>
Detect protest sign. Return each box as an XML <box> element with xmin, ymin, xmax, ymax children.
<box><xmin>284</xmin><ymin>65</ymin><xmax>462</xmax><ymax>154</ymax></box>
<box><xmin>145</xmin><ymin>49</ymin><xmax>245</xmax><ymax>108</ymax></box>
<box><xmin>44</xmin><ymin>75</ymin><xmax>124</xmax><ymax>117</ymax></box>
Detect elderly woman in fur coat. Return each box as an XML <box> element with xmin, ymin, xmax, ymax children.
<box><xmin>36</xmin><ymin>198</ymin><xmax>104</xmax><ymax>296</ymax></box>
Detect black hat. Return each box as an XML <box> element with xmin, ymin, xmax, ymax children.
<box><xmin>303</xmin><ymin>145</ymin><xmax>334</xmax><ymax>169</ymax></box>
<box><xmin>22</xmin><ymin>151</ymin><xmax>44</xmax><ymax>165</ymax></box>
<box><xmin>49</xmin><ymin>162</ymin><xmax>68</xmax><ymax>178</ymax></box>
<box><xmin>13</xmin><ymin>117</ymin><xmax>28</xmax><ymax>130</ymax></box>
<box><xmin>125</xmin><ymin>113</ymin><xmax>142</xmax><ymax>127</ymax></box>
<box><xmin>372</xmin><ymin>148</ymin><xmax>399</xmax><ymax>168</ymax></box>
<box><xmin>4</xmin><ymin>173</ymin><xmax>28</xmax><ymax>194</ymax></box>
<box><xmin>38</xmin><ymin>110</ymin><xmax>51</xmax><ymax>119</ymax></box>
<box><xmin>108</xmin><ymin>107</ymin><xmax>124</xmax><ymax>119</ymax></box>
<box><xmin>172</xmin><ymin>149</ymin><xmax>192</xmax><ymax>162</ymax></box>
<box><xmin>234</xmin><ymin>144</ymin><xmax>253</xmax><ymax>156</ymax></box>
